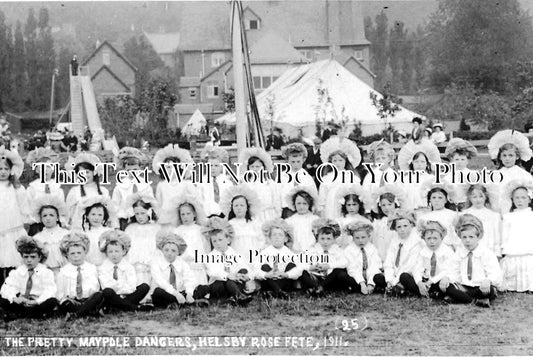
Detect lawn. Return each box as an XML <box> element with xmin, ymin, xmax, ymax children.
<box><xmin>1</xmin><ymin>292</ymin><xmax>532</xmax><ymax>355</ymax></box>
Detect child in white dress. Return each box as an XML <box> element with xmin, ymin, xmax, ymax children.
<box><xmin>318</xmin><ymin>136</ymin><xmax>362</xmax><ymax>218</ymax></box>
<box><xmin>285</xmin><ymin>186</ymin><xmax>320</xmax><ymax>252</ymax></box>
<box><xmin>79</xmin><ymin>196</ymin><xmax>116</xmax><ymax>266</ymax></box>
<box><xmin>198</xmin><ymin>147</ymin><xmax>234</xmax><ymax>218</ymax></box>
<box><xmin>124</xmin><ymin>193</ymin><xmax>161</xmax><ymax>286</ymax></box>
<box><xmin>237</xmin><ymin>147</ymin><xmax>281</xmax><ymax>224</ymax></box>
<box><xmin>32</xmin><ymin>195</ymin><xmax>69</xmax><ymax>273</ymax></box>
<box><xmin>361</xmin><ymin>140</ymin><xmax>396</xmax><ymax>199</ymax></box>
<box><xmin>487</xmin><ymin>130</ymin><xmax>533</xmax><ymax>213</ymax></box>
<box><xmin>332</xmin><ymin>184</ymin><xmax>372</xmax><ymax>248</ymax></box>
<box><xmin>443</xmin><ymin>138</ymin><xmax>478</xmax><ymax>211</ymax></box>
<box><xmin>500</xmin><ymin>179</ymin><xmax>533</xmax><ymax>292</ymax></box>
<box><xmin>170</xmin><ymin>195</ymin><xmax>210</xmax><ymax>285</ymax></box>
<box><xmin>65</xmin><ymin>153</ymin><xmax>110</xmax><ymax>229</ymax></box>
<box><xmin>0</xmin><ymin>148</ymin><xmax>28</xmax><ymax>283</ymax></box>
<box><xmin>462</xmin><ymin>184</ymin><xmax>502</xmax><ymax>256</ymax></box>
<box><xmin>112</xmin><ymin>147</ymin><xmax>154</xmax><ymax>230</ymax></box>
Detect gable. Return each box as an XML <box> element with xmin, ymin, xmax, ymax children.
<box><xmin>92</xmin><ymin>66</ymin><xmax>131</xmax><ymax>92</ymax></box>
<box><xmin>82</xmin><ymin>40</ymin><xmax>137</xmax><ymax>72</ymax></box>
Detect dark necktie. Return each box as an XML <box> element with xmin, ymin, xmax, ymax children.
<box><xmin>44</xmin><ymin>183</ymin><xmax>50</xmax><ymax>194</ymax></box>
<box><xmin>361</xmin><ymin>247</ymin><xmax>368</xmax><ymax>281</ymax></box>
<box><xmin>395</xmin><ymin>243</ymin><xmax>403</xmax><ymax>268</ymax></box>
<box><xmin>467</xmin><ymin>251</ymin><xmax>473</xmax><ymax>280</ymax></box>
<box><xmin>169</xmin><ymin>264</ymin><xmax>177</xmax><ymax>289</ymax></box>
<box><xmin>76</xmin><ymin>266</ymin><xmax>83</xmax><ymax>298</ymax></box>
<box><xmin>24</xmin><ymin>268</ymin><xmax>34</xmax><ymax>299</ymax></box>
<box><xmin>430</xmin><ymin>252</ymin><xmax>437</xmax><ymax>277</ymax></box>
<box><xmin>213</xmin><ymin>178</ymin><xmax>220</xmax><ymax>203</ymax></box>
<box><xmin>113</xmin><ymin>265</ymin><xmax>118</xmax><ymax>280</ymax></box>
<box><xmin>273</xmin><ymin>260</ymin><xmax>279</xmax><ymax>273</ymax></box>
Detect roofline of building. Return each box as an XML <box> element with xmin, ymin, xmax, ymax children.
<box><xmin>82</xmin><ymin>40</ymin><xmax>138</xmax><ymax>72</ymax></box>
<box><xmin>91</xmin><ymin>65</ymin><xmax>132</xmax><ymax>92</ymax></box>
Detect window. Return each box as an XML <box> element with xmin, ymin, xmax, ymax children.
<box><xmin>102</xmin><ymin>51</ymin><xmax>110</xmax><ymax>66</ymax></box>
<box><xmin>300</xmin><ymin>50</ymin><xmax>313</xmax><ymax>61</ymax></box>
<box><xmin>211</xmin><ymin>52</ymin><xmax>225</xmax><ymax>67</ymax></box>
<box><xmin>253</xmin><ymin>76</ymin><xmax>276</xmax><ymax>90</ymax></box>
<box><xmin>207</xmin><ymin>82</ymin><xmax>219</xmax><ymax>98</ymax></box>
<box><xmin>189</xmin><ymin>88</ymin><xmax>197</xmax><ymax>99</ymax></box>
<box><xmin>253</xmin><ymin>76</ymin><xmax>262</xmax><ymax>89</ymax></box>
<box><xmin>262</xmin><ymin>76</ymin><xmax>271</xmax><ymax>88</ymax></box>
<box><xmin>249</xmin><ymin>20</ymin><xmax>259</xmax><ymax>29</ymax></box>
<box><xmin>354</xmin><ymin>50</ymin><xmax>364</xmax><ymax>61</ymax></box>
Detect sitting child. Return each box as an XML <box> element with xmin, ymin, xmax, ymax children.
<box><xmin>300</xmin><ymin>218</ymin><xmax>352</xmax><ymax>296</ymax></box>
<box><xmin>56</xmin><ymin>232</ymin><xmax>104</xmax><ymax>318</ymax></box>
<box><xmin>150</xmin><ymin>231</ymin><xmax>197</xmax><ymax>309</ymax></box>
<box><xmin>400</xmin><ymin>220</ymin><xmax>454</xmax><ymax>299</ymax></box>
<box><xmin>374</xmin><ymin>210</ymin><xmax>424</xmax><ymax>296</ymax></box>
<box><xmin>99</xmin><ymin>230</ymin><xmax>151</xmax><ymax>312</ymax></box>
<box><xmin>254</xmin><ymin>218</ymin><xmax>304</xmax><ymax>299</ymax></box>
<box><xmin>440</xmin><ymin>214</ymin><xmax>502</xmax><ymax>308</ymax></box>
<box><xmin>0</xmin><ymin>236</ymin><xmax>58</xmax><ymax>320</ymax></box>
<box><xmin>344</xmin><ymin>222</ymin><xmax>382</xmax><ymax>295</ymax></box>
<box><xmin>197</xmin><ymin>217</ymin><xmax>253</xmax><ymax>306</ymax></box>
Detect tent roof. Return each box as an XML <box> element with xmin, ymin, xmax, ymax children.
<box><xmin>183</xmin><ymin>109</ymin><xmax>207</xmax><ymax>136</ymax></box>
<box><xmin>216</xmin><ymin>59</ymin><xmax>423</xmax><ymax>127</ymax></box>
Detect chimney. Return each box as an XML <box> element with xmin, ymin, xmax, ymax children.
<box><xmin>326</xmin><ymin>0</ymin><xmax>341</xmax><ymax>55</ymax></box>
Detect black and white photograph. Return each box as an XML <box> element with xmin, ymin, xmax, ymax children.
<box><xmin>0</xmin><ymin>0</ymin><xmax>532</xmax><ymax>355</ymax></box>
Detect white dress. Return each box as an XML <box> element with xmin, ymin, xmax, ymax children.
<box><xmin>173</xmin><ymin>224</ymin><xmax>210</xmax><ymax>285</ymax></box>
<box><xmin>361</xmin><ymin>166</ymin><xmax>396</xmax><ymax>204</ymax></box>
<box><xmin>285</xmin><ymin>213</ymin><xmax>320</xmax><ymax>252</ymax></box>
<box><xmin>125</xmin><ymin>222</ymin><xmax>161</xmax><ymax>285</ymax></box>
<box><xmin>156</xmin><ymin>180</ymin><xmax>199</xmax><ymax>225</ymax></box>
<box><xmin>229</xmin><ymin>218</ymin><xmax>264</xmax><ymax>258</ymax></box>
<box><xmin>418</xmin><ymin>209</ymin><xmax>460</xmax><ymax>251</ymax></box>
<box><xmin>318</xmin><ymin>171</ymin><xmax>361</xmax><ymax>218</ymax></box>
<box><xmin>404</xmin><ymin>172</ymin><xmax>433</xmax><ymax>211</ymax></box>
<box><xmin>501</xmin><ymin>208</ymin><xmax>533</xmax><ymax>292</ymax></box>
<box><xmin>444</xmin><ymin>169</ymin><xmax>475</xmax><ymax>206</ymax></box>
<box><xmin>84</xmin><ymin>226</ymin><xmax>111</xmax><ymax>266</ymax></box>
<box><xmin>34</xmin><ymin>226</ymin><xmax>69</xmax><ymax>270</ymax></box>
<box><xmin>495</xmin><ymin>165</ymin><xmax>532</xmax><ymax>214</ymax></box>
<box><xmin>242</xmin><ymin>181</ymin><xmax>281</xmax><ymax>225</ymax></box>
<box><xmin>372</xmin><ymin>216</ymin><xmax>396</xmax><ymax>262</ymax></box>
<box><xmin>112</xmin><ymin>178</ymin><xmax>154</xmax><ymax>221</ymax></box>
<box><xmin>462</xmin><ymin>206</ymin><xmax>502</xmax><ymax>256</ymax></box>
<box><xmin>0</xmin><ymin>182</ymin><xmax>28</xmax><ymax>267</ymax></box>
<box><xmin>26</xmin><ymin>179</ymin><xmax>65</xmax><ymax>224</ymax></box>
<box><xmin>335</xmin><ymin>214</ymin><xmax>372</xmax><ymax>248</ymax></box>
<box><xmin>65</xmin><ymin>184</ymin><xmax>110</xmax><ymax>229</ymax></box>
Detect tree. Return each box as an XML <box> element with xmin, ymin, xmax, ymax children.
<box><xmin>0</xmin><ymin>10</ymin><xmax>12</xmax><ymax>112</ymax></box>
<box><xmin>400</xmin><ymin>31</ymin><xmax>415</xmax><ymax>93</ymax></box>
<box><xmin>24</xmin><ymin>8</ymin><xmax>38</xmax><ymax>109</ymax></box>
<box><xmin>35</xmin><ymin>7</ymin><xmax>56</xmax><ymax>110</ymax></box>
<box><xmin>365</xmin><ymin>11</ymin><xmax>389</xmax><ymax>90</ymax></box>
<box><xmin>412</xmin><ymin>25</ymin><xmax>427</xmax><ymax>92</ymax></box>
<box><xmin>389</xmin><ymin>21</ymin><xmax>406</xmax><ymax>93</ymax></box>
<box><xmin>369</xmin><ymin>82</ymin><xmax>402</xmax><ymax>129</ymax></box>
<box><xmin>12</xmin><ymin>21</ymin><xmax>27</xmax><ymax>111</ymax></box>
<box><xmin>427</xmin><ymin>0</ymin><xmax>533</xmax><ymax>92</ymax></box>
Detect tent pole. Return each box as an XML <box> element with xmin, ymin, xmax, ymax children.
<box><xmin>231</xmin><ymin>0</ymin><xmax>247</xmax><ymax>154</ymax></box>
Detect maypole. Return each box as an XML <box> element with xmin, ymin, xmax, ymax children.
<box><xmin>231</xmin><ymin>0</ymin><xmax>247</xmax><ymax>155</ymax></box>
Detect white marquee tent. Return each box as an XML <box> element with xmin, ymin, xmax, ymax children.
<box><xmin>216</xmin><ymin>59</ymin><xmax>423</xmax><ymax>137</ymax></box>
<box><xmin>182</xmin><ymin>109</ymin><xmax>207</xmax><ymax>137</ymax></box>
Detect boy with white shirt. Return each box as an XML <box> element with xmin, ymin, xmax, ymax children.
<box><xmin>374</xmin><ymin>210</ymin><xmax>424</xmax><ymax>296</ymax></box>
<box><xmin>0</xmin><ymin>236</ymin><xmax>58</xmax><ymax>321</ymax></box>
<box><xmin>98</xmin><ymin>230</ymin><xmax>150</xmax><ymax>311</ymax></box>
<box><xmin>344</xmin><ymin>222</ymin><xmax>382</xmax><ymax>295</ymax></box>
<box><xmin>56</xmin><ymin>232</ymin><xmax>104</xmax><ymax>318</ymax></box>
<box><xmin>150</xmin><ymin>231</ymin><xmax>197</xmax><ymax>308</ymax></box>
<box><xmin>254</xmin><ymin>219</ymin><xmax>303</xmax><ymax>299</ymax></box>
<box><xmin>301</xmin><ymin>218</ymin><xmax>351</xmax><ymax>296</ymax></box>
<box><xmin>440</xmin><ymin>214</ymin><xmax>502</xmax><ymax>308</ymax></box>
<box><xmin>400</xmin><ymin>220</ymin><xmax>454</xmax><ymax>298</ymax></box>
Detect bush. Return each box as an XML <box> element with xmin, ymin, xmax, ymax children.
<box><xmin>451</xmin><ymin>130</ymin><xmax>497</xmax><ymax>141</ymax></box>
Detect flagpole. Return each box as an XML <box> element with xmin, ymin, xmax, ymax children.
<box><xmin>231</xmin><ymin>0</ymin><xmax>247</xmax><ymax>154</ymax></box>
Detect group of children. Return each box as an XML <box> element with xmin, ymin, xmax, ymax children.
<box><xmin>0</xmin><ymin>127</ymin><xmax>532</xmax><ymax>321</ymax></box>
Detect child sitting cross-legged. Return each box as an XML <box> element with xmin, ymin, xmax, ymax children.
<box><xmin>343</xmin><ymin>222</ymin><xmax>382</xmax><ymax>295</ymax></box>
<box><xmin>0</xmin><ymin>236</ymin><xmax>58</xmax><ymax>321</ymax></box>
<box><xmin>300</xmin><ymin>218</ymin><xmax>353</xmax><ymax>296</ymax></box>
<box><xmin>399</xmin><ymin>220</ymin><xmax>454</xmax><ymax>299</ymax></box>
<box><xmin>254</xmin><ymin>218</ymin><xmax>304</xmax><ymax>299</ymax></box>
<box><xmin>56</xmin><ymin>232</ymin><xmax>104</xmax><ymax>319</ymax></box>
<box><xmin>440</xmin><ymin>214</ymin><xmax>502</xmax><ymax>308</ymax></box>
<box><xmin>98</xmin><ymin>230</ymin><xmax>151</xmax><ymax>312</ymax></box>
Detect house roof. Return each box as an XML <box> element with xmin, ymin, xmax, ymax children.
<box><xmin>178</xmin><ymin>1</ymin><xmax>369</xmax><ymax>52</ymax></box>
<box><xmin>82</xmin><ymin>40</ymin><xmax>137</xmax><ymax>72</ymax></box>
<box><xmin>201</xmin><ymin>60</ymin><xmax>232</xmax><ymax>82</ymax></box>
<box><xmin>243</xmin><ymin>6</ymin><xmax>262</xmax><ymax>21</ymax></box>
<box><xmin>143</xmin><ymin>32</ymin><xmax>180</xmax><ymax>54</ymax></box>
<box><xmin>179</xmin><ymin>77</ymin><xmax>201</xmax><ymax>87</ymax></box>
<box><xmin>248</xmin><ymin>32</ymin><xmax>308</xmax><ymax>64</ymax></box>
<box><xmin>91</xmin><ymin>65</ymin><xmax>132</xmax><ymax>92</ymax></box>
<box><xmin>335</xmin><ymin>53</ymin><xmax>376</xmax><ymax>79</ymax></box>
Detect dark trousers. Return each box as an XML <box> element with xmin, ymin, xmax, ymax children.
<box><xmin>399</xmin><ymin>273</ymin><xmax>442</xmax><ymax>297</ymax></box>
<box><xmin>373</xmin><ymin>273</ymin><xmax>387</xmax><ymax>290</ymax></box>
<box><xmin>260</xmin><ymin>263</ymin><xmax>297</xmax><ymax>293</ymax></box>
<box><xmin>345</xmin><ymin>274</ymin><xmax>380</xmax><ymax>293</ymax></box>
<box><xmin>59</xmin><ymin>292</ymin><xmax>104</xmax><ymax>317</ymax></box>
<box><xmin>0</xmin><ymin>297</ymin><xmax>58</xmax><ymax>319</ymax></box>
<box><xmin>207</xmin><ymin>280</ymin><xmax>245</xmax><ymax>299</ymax></box>
<box><xmin>446</xmin><ymin>283</ymin><xmax>497</xmax><ymax>303</ymax></box>
<box><xmin>102</xmin><ymin>283</ymin><xmax>150</xmax><ymax>311</ymax></box>
<box><xmin>0</xmin><ymin>268</ymin><xmax>15</xmax><ymax>288</ymax></box>
<box><xmin>300</xmin><ymin>268</ymin><xmax>354</xmax><ymax>292</ymax></box>
<box><xmin>152</xmin><ymin>287</ymin><xmax>182</xmax><ymax>308</ymax></box>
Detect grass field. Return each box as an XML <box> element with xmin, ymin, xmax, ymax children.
<box><xmin>1</xmin><ymin>291</ymin><xmax>532</xmax><ymax>355</ymax></box>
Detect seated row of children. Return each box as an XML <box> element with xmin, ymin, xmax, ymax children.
<box><xmin>0</xmin><ymin>206</ymin><xmax>501</xmax><ymax>321</ymax></box>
